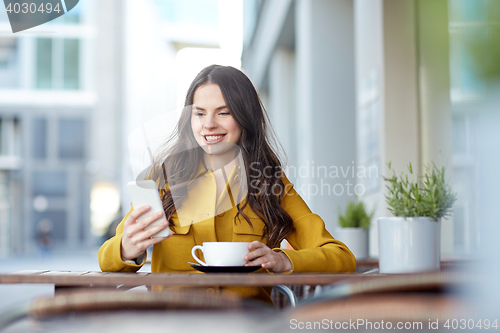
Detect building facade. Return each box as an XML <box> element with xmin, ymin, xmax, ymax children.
<box><xmin>242</xmin><ymin>0</ymin><xmax>489</xmax><ymax>256</ymax></box>
<box><xmin>0</xmin><ymin>0</ymin><xmax>126</xmax><ymax>254</ymax></box>
<box><xmin>0</xmin><ymin>0</ymin><xmax>229</xmax><ymax>255</ymax></box>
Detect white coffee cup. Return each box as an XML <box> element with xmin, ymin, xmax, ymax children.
<box><xmin>191</xmin><ymin>242</ymin><xmax>250</xmax><ymax>266</ymax></box>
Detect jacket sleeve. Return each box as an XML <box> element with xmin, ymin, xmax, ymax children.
<box><xmin>98</xmin><ymin>206</ymin><xmax>147</xmax><ymax>272</ymax></box>
<box><xmin>274</xmin><ymin>177</ymin><xmax>356</xmax><ymax>273</ymax></box>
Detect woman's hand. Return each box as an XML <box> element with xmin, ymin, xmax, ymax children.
<box><xmin>121</xmin><ymin>205</ymin><xmax>171</xmax><ymax>261</ymax></box>
<box><xmin>244</xmin><ymin>241</ymin><xmax>292</xmax><ymax>273</ymax></box>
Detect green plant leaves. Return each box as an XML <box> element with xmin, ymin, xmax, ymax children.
<box><xmin>383</xmin><ymin>162</ymin><xmax>457</xmax><ymax>221</ymax></box>
<box><xmin>338</xmin><ymin>201</ymin><xmax>374</xmax><ymax>229</ymax></box>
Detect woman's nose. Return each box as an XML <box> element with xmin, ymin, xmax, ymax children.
<box><xmin>203</xmin><ymin>114</ymin><xmax>217</xmax><ymax>129</ymax></box>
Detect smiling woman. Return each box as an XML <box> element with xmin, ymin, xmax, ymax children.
<box><xmin>98</xmin><ymin>65</ymin><xmax>356</xmax><ymax>305</ymax></box>
<box><xmin>191</xmin><ymin>83</ymin><xmax>242</xmax><ymax>152</ymax></box>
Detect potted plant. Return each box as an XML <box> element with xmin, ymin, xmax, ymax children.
<box><xmin>335</xmin><ymin>201</ymin><xmax>374</xmax><ymax>259</ymax></box>
<box><xmin>378</xmin><ymin>161</ymin><xmax>457</xmax><ymax>273</ymax></box>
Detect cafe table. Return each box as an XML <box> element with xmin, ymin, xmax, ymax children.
<box><xmin>0</xmin><ymin>270</ymin><xmax>376</xmax><ymax>291</ymax></box>
<box><xmin>0</xmin><ymin>258</ymin><xmax>470</xmax><ymax>293</ymax></box>
<box><xmin>0</xmin><ymin>260</ymin><xmax>475</xmax><ymax>333</ymax></box>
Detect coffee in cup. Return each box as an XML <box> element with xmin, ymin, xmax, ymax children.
<box><xmin>191</xmin><ymin>242</ymin><xmax>249</xmax><ymax>266</ymax></box>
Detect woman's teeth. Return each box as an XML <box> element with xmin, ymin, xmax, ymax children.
<box><xmin>204</xmin><ymin>135</ymin><xmax>224</xmax><ymax>141</ymax></box>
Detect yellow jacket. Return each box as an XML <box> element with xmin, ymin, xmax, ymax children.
<box><xmin>98</xmin><ymin>167</ymin><xmax>356</xmax><ymax>304</ymax></box>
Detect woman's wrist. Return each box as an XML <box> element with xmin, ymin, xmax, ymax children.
<box><xmin>278</xmin><ymin>251</ymin><xmax>293</xmax><ymax>272</ymax></box>
<box><xmin>122</xmin><ymin>249</ymin><xmax>145</xmax><ymax>265</ymax></box>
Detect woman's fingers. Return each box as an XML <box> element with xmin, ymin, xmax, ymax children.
<box><xmin>121</xmin><ymin>206</ymin><xmax>169</xmax><ymax>261</ymax></box>
<box><xmin>247</xmin><ymin>240</ymin><xmax>265</xmax><ymax>251</ymax></box>
<box><xmin>124</xmin><ymin>205</ymin><xmax>150</xmax><ymax>227</ymax></box>
<box><xmin>245</xmin><ymin>241</ymin><xmax>273</xmax><ymax>265</ymax></box>
<box><xmin>244</xmin><ymin>247</ymin><xmax>269</xmax><ymax>262</ymax></box>
<box><xmin>127</xmin><ymin>211</ymin><xmax>165</xmax><ymax>238</ymax></box>
<box><xmin>244</xmin><ymin>241</ymin><xmax>292</xmax><ymax>273</ymax></box>
<box><xmin>246</xmin><ymin>255</ymin><xmax>274</xmax><ymax>267</ymax></box>
<box><xmin>128</xmin><ymin>217</ymin><xmax>169</xmax><ymax>244</ymax></box>
<box><xmin>127</xmin><ymin>229</ymin><xmax>170</xmax><ymax>257</ymax></box>
<box><xmin>134</xmin><ymin>220</ymin><xmax>169</xmax><ymax>241</ymax></box>
<box><xmin>147</xmin><ymin>220</ymin><xmax>170</xmax><ymax>238</ymax></box>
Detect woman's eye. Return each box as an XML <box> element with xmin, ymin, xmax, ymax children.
<box><xmin>219</xmin><ymin>112</ymin><xmax>230</xmax><ymax>116</ymax></box>
<box><xmin>195</xmin><ymin>112</ymin><xmax>205</xmax><ymax>117</ymax></box>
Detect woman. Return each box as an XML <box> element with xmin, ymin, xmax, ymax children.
<box><xmin>98</xmin><ymin>65</ymin><xmax>356</xmax><ymax>304</ymax></box>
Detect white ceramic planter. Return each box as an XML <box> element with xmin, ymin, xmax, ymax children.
<box><xmin>378</xmin><ymin>217</ymin><xmax>441</xmax><ymax>273</ymax></box>
<box><xmin>334</xmin><ymin>228</ymin><xmax>369</xmax><ymax>260</ymax></box>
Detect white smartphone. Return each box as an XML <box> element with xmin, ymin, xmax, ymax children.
<box><xmin>127</xmin><ymin>180</ymin><xmax>172</xmax><ymax>237</ymax></box>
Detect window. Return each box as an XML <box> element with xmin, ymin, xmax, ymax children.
<box><xmin>36</xmin><ymin>38</ymin><xmax>53</xmax><ymax>89</ymax></box>
<box><xmin>0</xmin><ymin>38</ymin><xmax>19</xmax><ymax>88</ymax></box>
<box><xmin>32</xmin><ymin>117</ymin><xmax>48</xmax><ymax>159</ymax></box>
<box><xmin>35</xmin><ymin>38</ymin><xmax>80</xmax><ymax>90</ymax></box>
<box><xmin>43</xmin><ymin>0</ymin><xmax>82</xmax><ymax>25</ymax></box>
<box><xmin>58</xmin><ymin>118</ymin><xmax>85</xmax><ymax>159</ymax></box>
<box><xmin>0</xmin><ymin>4</ymin><xmax>8</xmax><ymax>22</ymax></box>
<box><xmin>448</xmin><ymin>0</ymin><xmax>499</xmax><ymax>253</ymax></box>
<box><xmin>449</xmin><ymin>0</ymin><xmax>491</xmax><ymax>100</ymax></box>
<box><xmin>63</xmin><ymin>39</ymin><xmax>79</xmax><ymax>89</ymax></box>
<box><xmin>62</xmin><ymin>1</ymin><xmax>81</xmax><ymax>24</ymax></box>
<box><xmin>32</xmin><ymin>171</ymin><xmax>67</xmax><ymax>197</ymax></box>
<box><xmin>0</xmin><ymin>117</ymin><xmax>21</xmax><ymax>158</ymax></box>
<box><xmin>154</xmin><ymin>0</ymin><xmax>219</xmax><ymax>28</ymax></box>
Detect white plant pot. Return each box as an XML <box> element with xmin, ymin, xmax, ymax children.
<box><xmin>378</xmin><ymin>217</ymin><xmax>441</xmax><ymax>273</ymax></box>
<box><xmin>334</xmin><ymin>228</ymin><xmax>369</xmax><ymax>260</ymax></box>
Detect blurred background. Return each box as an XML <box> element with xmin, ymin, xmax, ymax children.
<box><xmin>0</xmin><ymin>0</ymin><xmax>498</xmax><ymax>277</ymax></box>
<box><xmin>0</xmin><ymin>0</ymin><xmax>243</xmax><ymax>257</ymax></box>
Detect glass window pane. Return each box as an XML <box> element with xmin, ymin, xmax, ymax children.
<box><xmin>36</xmin><ymin>38</ymin><xmax>52</xmax><ymax>89</ymax></box>
<box><xmin>63</xmin><ymin>39</ymin><xmax>79</xmax><ymax>90</ymax></box>
<box><xmin>33</xmin><ymin>171</ymin><xmax>67</xmax><ymax>197</ymax></box>
<box><xmin>58</xmin><ymin>118</ymin><xmax>85</xmax><ymax>159</ymax></box>
<box><xmin>462</xmin><ymin>0</ymin><xmax>488</xmax><ymax>22</ymax></box>
<box><xmin>154</xmin><ymin>0</ymin><xmax>219</xmax><ymax>28</ymax></box>
<box><xmin>32</xmin><ymin>117</ymin><xmax>47</xmax><ymax>159</ymax></box>
<box><xmin>0</xmin><ymin>38</ymin><xmax>19</xmax><ymax>88</ymax></box>
<box><xmin>0</xmin><ymin>119</ymin><xmax>3</xmax><ymax>155</ymax></box>
<box><xmin>0</xmin><ymin>4</ymin><xmax>8</xmax><ymax>22</ymax></box>
<box><xmin>63</xmin><ymin>2</ymin><xmax>81</xmax><ymax>24</ymax></box>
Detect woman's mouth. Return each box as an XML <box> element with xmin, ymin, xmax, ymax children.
<box><xmin>202</xmin><ymin>134</ymin><xmax>226</xmax><ymax>144</ymax></box>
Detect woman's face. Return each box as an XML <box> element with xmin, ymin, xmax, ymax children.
<box><xmin>191</xmin><ymin>83</ymin><xmax>242</xmax><ymax>153</ymax></box>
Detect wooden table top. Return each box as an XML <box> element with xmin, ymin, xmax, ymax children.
<box><xmin>0</xmin><ymin>269</ymin><xmax>472</xmax><ymax>289</ymax></box>
<box><xmin>0</xmin><ymin>270</ymin><xmax>379</xmax><ymax>287</ymax></box>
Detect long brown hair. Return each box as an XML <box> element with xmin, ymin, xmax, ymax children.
<box><xmin>150</xmin><ymin>65</ymin><xmax>294</xmax><ymax>248</ymax></box>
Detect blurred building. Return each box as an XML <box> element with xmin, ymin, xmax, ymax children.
<box><xmin>0</xmin><ymin>2</ymin><xmax>99</xmax><ymax>254</ymax></box>
<box><xmin>242</xmin><ymin>0</ymin><xmax>491</xmax><ymax>256</ymax></box>
<box><xmin>0</xmin><ymin>0</ymin><xmax>234</xmax><ymax>255</ymax></box>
